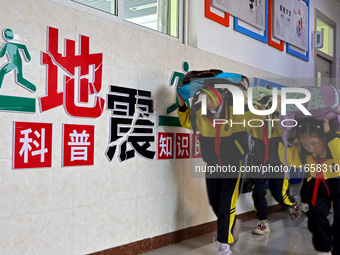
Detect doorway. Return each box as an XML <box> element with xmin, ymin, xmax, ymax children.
<box><xmin>314</xmin><ymin>9</ymin><xmax>336</xmax><ymax>87</ymax></box>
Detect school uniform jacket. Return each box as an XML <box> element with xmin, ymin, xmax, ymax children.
<box><xmin>278</xmin><ymin>131</ymin><xmax>340</xmax><ymax>180</ymax></box>
<box><xmin>247</xmin><ymin>111</ymin><xmax>283</xmax><ymax>166</ymax></box>
<box><xmin>177</xmin><ymin>99</ymin><xmax>258</xmax><ymax>167</ymax></box>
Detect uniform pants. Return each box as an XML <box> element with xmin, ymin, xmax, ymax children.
<box><xmin>252</xmin><ymin>173</ymin><xmax>295</xmax><ymax>220</ymax></box>
<box><xmin>303</xmin><ymin>177</ymin><xmax>340</xmax><ymax>254</ymax></box>
<box><xmin>206</xmin><ymin>176</ymin><xmax>241</xmax><ymax>244</ymax></box>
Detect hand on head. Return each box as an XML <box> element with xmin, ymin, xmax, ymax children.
<box><xmin>323</xmin><ymin>119</ymin><xmax>330</xmax><ymax>134</ymax></box>
<box><xmin>177</xmin><ymin>92</ymin><xmax>186</xmax><ymax>107</ymax></box>
<box><xmin>176</xmin><ymin>81</ymin><xmax>186</xmax><ymax>107</ymax></box>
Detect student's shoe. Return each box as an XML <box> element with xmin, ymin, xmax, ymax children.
<box><xmin>252</xmin><ymin>219</ymin><xmax>270</xmax><ymax>235</ymax></box>
<box><xmin>315</xmin><ymin>251</ymin><xmax>332</xmax><ymax>255</ymax></box>
<box><xmin>300</xmin><ymin>202</ymin><xmax>309</xmax><ymax>213</ymax></box>
<box><xmin>216</xmin><ymin>243</ymin><xmax>232</xmax><ymax>255</ymax></box>
<box><xmin>289</xmin><ymin>198</ymin><xmax>301</xmax><ymax>221</ymax></box>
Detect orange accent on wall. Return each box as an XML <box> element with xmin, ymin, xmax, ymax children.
<box><xmin>205</xmin><ymin>0</ymin><xmax>229</xmax><ymax>27</ymax></box>
<box><xmin>268</xmin><ymin>0</ymin><xmax>284</xmax><ymax>51</ymax></box>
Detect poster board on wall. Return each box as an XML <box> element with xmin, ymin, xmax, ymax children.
<box><xmin>211</xmin><ymin>0</ymin><xmax>266</xmax><ymax>30</ymax></box>
<box><xmin>273</xmin><ymin>0</ymin><xmax>308</xmax><ymax>51</ymax></box>
<box><xmin>233</xmin><ymin>0</ymin><xmax>268</xmax><ymax>44</ymax></box>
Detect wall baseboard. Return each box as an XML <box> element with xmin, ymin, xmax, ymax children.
<box><xmin>89</xmin><ymin>204</ymin><xmax>285</xmax><ymax>255</ymax></box>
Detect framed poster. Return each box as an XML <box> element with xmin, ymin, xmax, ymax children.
<box><xmin>212</xmin><ymin>0</ymin><xmax>266</xmax><ymax>30</ymax></box>
<box><xmin>234</xmin><ymin>0</ymin><xmax>268</xmax><ymax>43</ymax></box>
<box><xmin>273</xmin><ymin>0</ymin><xmax>309</xmax><ymax>51</ymax></box>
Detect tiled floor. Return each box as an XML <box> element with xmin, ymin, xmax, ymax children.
<box><xmin>141</xmin><ymin>210</ymin><xmax>318</xmax><ymax>255</ymax></box>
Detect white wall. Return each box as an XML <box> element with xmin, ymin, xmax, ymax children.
<box><xmin>193</xmin><ymin>0</ymin><xmax>340</xmax><ymax>86</ymax></box>
<box><xmin>0</xmin><ymin>0</ymin><xmax>335</xmax><ymax>254</ymax></box>
<box><xmin>0</xmin><ymin>1</ymin><xmax>271</xmax><ymax>254</ymax></box>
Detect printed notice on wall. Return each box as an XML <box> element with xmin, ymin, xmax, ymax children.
<box><xmin>273</xmin><ymin>0</ymin><xmax>308</xmax><ymax>51</ymax></box>
<box><xmin>211</xmin><ymin>0</ymin><xmax>266</xmax><ymax>30</ymax></box>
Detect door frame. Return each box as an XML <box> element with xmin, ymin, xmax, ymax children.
<box><xmin>314</xmin><ymin>9</ymin><xmax>336</xmax><ymax>83</ymax></box>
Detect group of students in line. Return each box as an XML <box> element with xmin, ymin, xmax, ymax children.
<box><xmin>176</xmin><ymin>71</ymin><xmax>340</xmax><ymax>255</ymax></box>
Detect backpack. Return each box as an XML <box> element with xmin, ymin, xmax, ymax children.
<box><xmin>177</xmin><ymin>70</ymin><xmax>246</xmax><ymax>101</ymax></box>
<box><xmin>278</xmin><ymin>84</ymin><xmax>340</xmax><ymax>132</ymax></box>
<box><xmin>181</xmin><ymin>69</ymin><xmax>223</xmax><ymax>85</ymax></box>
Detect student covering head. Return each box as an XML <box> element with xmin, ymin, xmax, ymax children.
<box><xmin>278</xmin><ymin>118</ymin><xmax>340</xmax><ymax>254</ymax></box>
<box><xmin>177</xmin><ymin>71</ymin><xmax>256</xmax><ymax>255</ymax></box>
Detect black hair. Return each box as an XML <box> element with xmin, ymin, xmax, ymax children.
<box><xmin>294</xmin><ymin>118</ymin><xmax>326</xmax><ymax>163</ymax></box>
<box><xmin>295</xmin><ymin>118</ymin><xmax>325</xmax><ymax>139</ymax></box>
<box><xmin>295</xmin><ymin>118</ymin><xmax>325</xmax><ymax>140</ymax></box>
<box><xmin>241</xmin><ymin>75</ymin><xmax>249</xmax><ymax>89</ymax></box>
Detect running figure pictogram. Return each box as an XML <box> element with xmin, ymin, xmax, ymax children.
<box><xmin>0</xmin><ymin>28</ymin><xmax>36</xmax><ymax>92</ymax></box>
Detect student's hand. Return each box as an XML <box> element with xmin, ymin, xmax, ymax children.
<box><xmin>323</xmin><ymin>119</ymin><xmax>330</xmax><ymax>134</ymax></box>
<box><xmin>177</xmin><ymin>92</ymin><xmax>186</xmax><ymax>107</ymax></box>
<box><xmin>238</xmin><ymin>85</ymin><xmax>247</xmax><ymax>105</ymax></box>
<box><xmin>176</xmin><ymin>81</ymin><xmax>186</xmax><ymax>107</ymax></box>
<box><xmin>276</xmin><ymin>95</ymin><xmax>281</xmax><ymax>111</ymax></box>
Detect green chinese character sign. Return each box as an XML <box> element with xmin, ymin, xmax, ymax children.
<box><xmin>0</xmin><ymin>28</ymin><xmax>35</xmax><ymax>113</ymax></box>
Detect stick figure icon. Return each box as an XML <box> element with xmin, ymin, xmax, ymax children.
<box><xmin>0</xmin><ymin>28</ymin><xmax>36</xmax><ymax>92</ymax></box>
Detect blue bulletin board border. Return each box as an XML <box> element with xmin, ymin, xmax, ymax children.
<box><xmin>286</xmin><ymin>0</ymin><xmax>310</xmax><ymax>61</ymax></box>
<box><xmin>233</xmin><ymin>0</ymin><xmax>268</xmax><ymax>44</ymax></box>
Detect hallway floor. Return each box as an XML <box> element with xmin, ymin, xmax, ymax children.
<box><xmin>141</xmin><ymin>210</ymin><xmax>318</xmax><ymax>255</ymax></box>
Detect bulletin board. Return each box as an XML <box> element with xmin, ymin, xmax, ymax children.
<box><xmin>273</xmin><ymin>0</ymin><xmax>309</xmax><ymax>51</ymax></box>
<box><xmin>205</xmin><ymin>0</ymin><xmax>309</xmax><ymax>60</ymax></box>
<box><xmin>233</xmin><ymin>0</ymin><xmax>268</xmax><ymax>44</ymax></box>
<box><xmin>211</xmin><ymin>0</ymin><xmax>266</xmax><ymax>30</ymax></box>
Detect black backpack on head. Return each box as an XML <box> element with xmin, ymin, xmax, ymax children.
<box><xmin>181</xmin><ymin>69</ymin><xmax>223</xmax><ymax>85</ymax></box>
